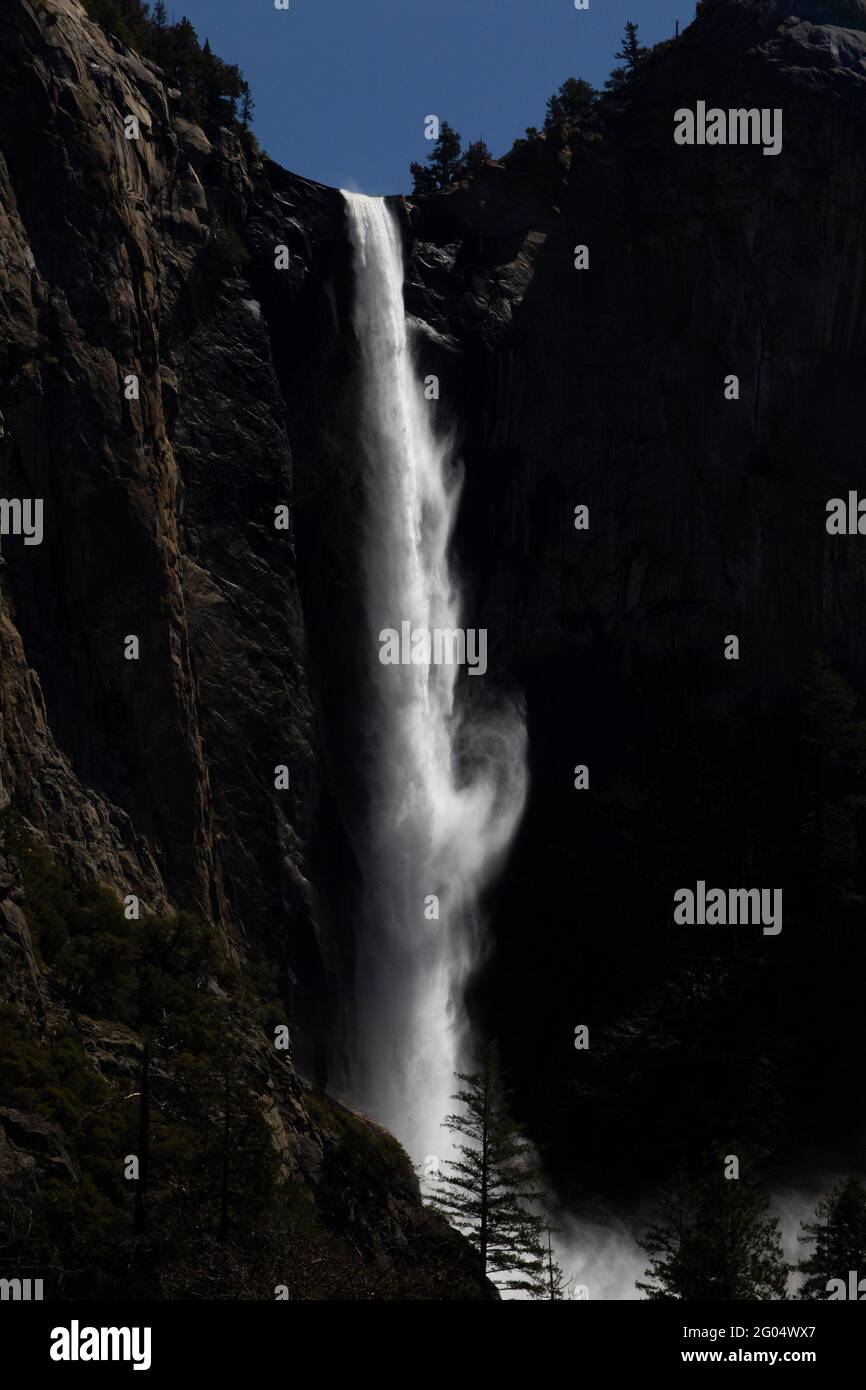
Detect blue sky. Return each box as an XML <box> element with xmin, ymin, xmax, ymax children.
<box><xmin>165</xmin><ymin>0</ymin><xmax>692</xmax><ymax>193</ymax></box>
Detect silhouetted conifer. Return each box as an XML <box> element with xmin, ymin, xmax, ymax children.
<box><xmin>428</xmin><ymin>1048</ymin><xmax>547</xmax><ymax>1296</ymax></box>
<box><xmin>797</xmin><ymin>1177</ymin><xmax>866</xmax><ymax>1299</ymax></box>
<box><xmin>638</xmin><ymin>1153</ymin><xmax>788</xmax><ymax>1299</ymax></box>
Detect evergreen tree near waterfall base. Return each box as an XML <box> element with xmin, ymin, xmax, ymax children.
<box><xmin>797</xmin><ymin>1177</ymin><xmax>866</xmax><ymax>1299</ymax></box>
<box><xmin>428</xmin><ymin>1050</ymin><xmax>547</xmax><ymax>1296</ymax></box>
<box><xmin>637</xmin><ymin>1154</ymin><xmax>788</xmax><ymax>1300</ymax></box>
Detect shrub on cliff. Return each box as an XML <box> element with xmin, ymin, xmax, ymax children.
<box><xmin>20</xmin><ymin>849</ymin><xmax>138</xmax><ymax>1020</ymax></box>
<box><xmin>202</xmin><ymin>222</ymin><xmax>251</xmax><ymax>283</ymax></box>
<box><xmin>11</xmin><ymin>833</ymin><xmax>225</xmax><ymax>1036</ymax></box>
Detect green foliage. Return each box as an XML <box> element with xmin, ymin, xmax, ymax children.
<box><xmin>16</xmin><ymin>842</ymin><xmax>223</xmax><ymax>1038</ymax></box>
<box><xmin>461</xmin><ymin>138</ymin><xmax>492</xmax><ymax>179</ymax></box>
<box><xmin>203</xmin><ymin>222</ymin><xmax>251</xmax><ymax>283</ymax></box>
<box><xmin>507</xmin><ymin>126</ymin><xmax>540</xmax><ymax>159</ymax></box>
<box><xmin>410</xmin><ymin>120</ymin><xmax>462</xmax><ymax>194</ymax></box>
<box><xmin>0</xmin><ymin>1004</ymin><xmax>134</xmax><ymax>1279</ymax></box>
<box><xmin>797</xmin><ymin>1177</ymin><xmax>866</xmax><ymax>1299</ymax></box>
<box><xmin>0</xmin><ymin>1001</ymin><xmax>284</xmax><ymax>1295</ymax></box>
<box><xmin>79</xmin><ymin>1</ymin><xmax>254</xmax><ymax>136</ymax></box>
<box><xmin>0</xmin><ymin>1006</ymin><xmax>106</xmax><ymax>1135</ymax></box>
<box><xmin>605</xmin><ymin>20</ymin><xmax>649</xmax><ymax>92</ymax></box>
<box><xmin>507</xmin><ymin>75</ymin><xmax>599</xmax><ymax>159</ymax></box>
<box><xmin>20</xmin><ymin>847</ymin><xmax>136</xmax><ymax>1018</ymax></box>
<box><xmin>306</xmin><ymin>1091</ymin><xmax>410</xmax><ymax>1192</ymax></box>
<box><xmin>0</xmin><ymin>832</ymin><xmax>279</xmax><ymax>1296</ymax></box>
<box><xmin>80</xmin><ymin>0</ymin><xmax>152</xmax><ymax>50</ymax></box>
<box><xmin>0</xmin><ymin>805</ymin><xmax>29</xmax><ymax>858</ymax></box>
<box><xmin>0</xmin><ymin>833</ymin><xmax>475</xmax><ymax>1299</ymax></box>
<box><xmin>426</xmin><ymin>120</ymin><xmax>462</xmax><ymax>187</ymax></box>
<box><xmin>637</xmin><ymin>1151</ymin><xmax>788</xmax><ymax>1299</ymax></box>
<box><xmin>409</xmin><ymin>123</ymin><xmax>492</xmax><ymax>194</ymax></box>
<box><xmin>428</xmin><ymin>1047</ymin><xmax>547</xmax><ymax>1296</ymax></box>
<box><xmin>544</xmin><ymin>78</ymin><xmax>598</xmax><ymax>133</ymax></box>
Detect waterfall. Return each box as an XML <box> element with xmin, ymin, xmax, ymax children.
<box><xmin>342</xmin><ymin>191</ymin><xmax>528</xmax><ymax>1171</ymax></box>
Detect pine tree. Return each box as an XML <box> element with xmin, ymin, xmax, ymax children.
<box><xmin>616</xmin><ymin>20</ymin><xmax>649</xmax><ymax>71</ymax></box>
<box><xmin>164</xmin><ymin>17</ymin><xmax>202</xmax><ymax>117</ymax></box>
<box><xmin>543</xmin><ymin>78</ymin><xmax>597</xmax><ymax>132</ymax></box>
<box><xmin>409</xmin><ymin>121</ymin><xmax>464</xmax><ymax>194</ymax></box>
<box><xmin>409</xmin><ymin>160</ymin><xmax>437</xmax><ymax>195</ymax></box>
<box><xmin>605</xmin><ymin>21</ymin><xmax>649</xmax><ymax>92</ymax></box>
<box><xmin>429</xmin><ymin>1049</ymin><xmax>547</xmax><ymax>1296</ymax></box>
<box><xmin>637</xmin><ymin>1155</ymin><xmax>789</xmax><ymax>1300</ymax></box>
<box><xmin>461</xmin><ymin>138</ymin><xmax>492</xmax><ymax>179</ymax></box>
<box><xmin>429</xmin><ymin>121</ymin><xmax>463</xmax><ymax>186</ymax></box>
<box><xmin>148</xmin><ymin>0</ymin><xmax>169</xmax><ymax>65</ymax></box>
<box><xmin>81</xmin><ymin>0</ymin><xmax>151</xmax><ymax>49</ymax></box>
<box><xmin>797</xmin><ymin>1177</ymin><xmax>866</xmax><ymax>1299</ymax></box>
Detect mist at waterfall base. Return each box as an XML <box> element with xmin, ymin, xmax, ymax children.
<box><xmin>546</xmin><ymin>1186</ymin><xmax>826</xmax><ymax>1301</ymax></box>
<box><xmin>342</xmin><ymin>191</ymin><xmax>527</xmax><ymax>1177</ymax></box>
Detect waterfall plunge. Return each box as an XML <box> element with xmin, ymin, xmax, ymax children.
<box><xmin>342</xmin><ymin>192</ymin><xmax>528</xmax><ymax>1169</ymax></box>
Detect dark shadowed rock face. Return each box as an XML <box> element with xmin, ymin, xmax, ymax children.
<box><xmin>2</xmin><ymin>0</ymin><xmax>866</xmax><ymax>1237</ymax></box>
<box><xmin>398</xmin><ymin>0</ymin><xmax>866</xmax><ymax>1200</ymax></box>
<box><xmin>0</xmin><ymin>0</ymin><xmax>348</xmax><ymax>1022</ymax></box>
<box><xmin>0</xmin><ymin>0</ymin><xmax>484</xmax><ymax>1288</ymax></box>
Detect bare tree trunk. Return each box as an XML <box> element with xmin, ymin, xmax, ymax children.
<box><xmin>134</xmin><ymin>1040</ymin><xmax>150</xmax><ymax>1236</ymax></box>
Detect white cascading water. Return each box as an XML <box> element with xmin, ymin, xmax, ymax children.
<box><xmin>342</xmin><ymin>191</ymin><xmax>528</xmax><ymax>1170</ymax></box>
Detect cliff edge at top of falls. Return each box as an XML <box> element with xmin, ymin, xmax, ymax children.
<box><xmin>0</xmin><ymin>0</ymin><xmax>492</xmax><ymax>1299</ymax></box>
<box><xmin>404</xmin><ymin>0</ymin><xmax>866</xmax><ymax>337</ymax></box>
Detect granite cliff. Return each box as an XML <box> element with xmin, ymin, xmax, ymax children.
<box><xmin>0</xmin><ymin>0</ymin><xmax>484</xmax><ymax>1298</ymax></box>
